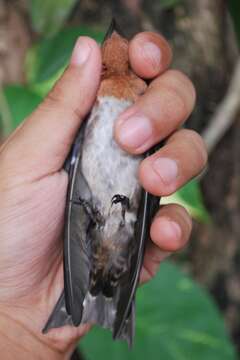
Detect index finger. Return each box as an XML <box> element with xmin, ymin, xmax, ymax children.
<box><xmin>129</xmin><ymin>32</ymin><xmax>172</xmax><ymax>79</ymax></box>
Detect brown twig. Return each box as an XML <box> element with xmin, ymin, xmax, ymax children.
<box><xmin>202</xmin><ymin>58</ymin><xmax>240</xmax><ymax>154</ymax></box>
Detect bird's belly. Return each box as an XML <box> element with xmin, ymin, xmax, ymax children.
<box><xmin>81</xmin><ymin>96</ymin><xmax>142</xmax><ymax>214</ymax></box>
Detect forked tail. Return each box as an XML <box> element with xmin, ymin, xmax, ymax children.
<box><xmin>42</xmin><ymin>290</ymin><xmax>135</xmax><ymax>347</ymax></box>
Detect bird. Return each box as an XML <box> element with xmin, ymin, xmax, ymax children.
<box><xmin>43</xmin><ymin>19</ymin><xmax>160</xmax><ymax>346</ymax></box>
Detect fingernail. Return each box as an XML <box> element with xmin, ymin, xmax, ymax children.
<box><xmin>71</xmin><ymin>37</ymin><xmax>92</xmax><ymax>66</ymax></box>
<box><xmin>142</xmin><ymin>42</ymin><xmax>161</xmax><ymax>69</ymax></box>
<box><xmin>117</xmin><ymin>115</ymin><xmax>153</xmax><ymax>149</ymax></box>
<box><xmin>153</xmin><ymin>157</ymin><xmax>178</xmax><ymax>185</ymax></box>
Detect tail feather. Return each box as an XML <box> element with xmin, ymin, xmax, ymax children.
<box><xmin>43</xmin><ymin>290</ymin><xmax>135</xmax><ymax>347</ymax></box>
<box><xmin>82</xmin><ymin>292</ymin><xmax>116</xmax><ymax>329</ymax></box>
<box><xmin>114</xmin><ymin>300</ymin><xmax>135</xmax><ymax>347</ymax></box>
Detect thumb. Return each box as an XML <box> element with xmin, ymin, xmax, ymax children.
<box><xmin>1</xmin><ymin>37</ymin><xmax>101</xmax><ymax>181</ymax></box>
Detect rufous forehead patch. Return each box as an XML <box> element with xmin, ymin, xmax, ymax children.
<box><xmin>99</xmin><ymin>32</ymin><xmax>147</xmax><ymax>101</ymax></box>
<box><xmin>102</xmin><ymin>32</ymin><xmax>129</xmax><ymax>76</ymax></box>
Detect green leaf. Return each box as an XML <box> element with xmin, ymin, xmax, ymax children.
<box><xmin>159</xmin><ymin>0</ymin><xmax>182</xmax><ymax>9</ymax></box>
<box><xmin>29</xmin><ymin>0</ymin><xmax>77</xmax><ymax>36</ymax></box>
<box><xmin>26</xmin><ymin>27</ymin><xmax>104</xmax><ymax>85</ymax></box>
<box><xmin>161</xmin><ymin>179</ymin><xmax>211</xmax><ymax>223</ymax></box>
<box><xmin>4</xmin><ymin>85</ymin><xmax>42</xmax><ymax>129</ymax></box>
<box><xmin>80</xmin><ymin>262</ymin><xmax>236</xmax><ymax>360</ymax></box>
<box><xmin>0</xmin><ymin>86</ymin><xmax>13</xmax><ymax>136</ymax></box>
<box><xmin>228</xmin><ymin>0</ymin><xmax>240</xmax><ymax>46</ymax></box>
<box><xmin>29</xmin><ymin>67</ymin><xmax>65</xmax><ymax>98</ymax></box>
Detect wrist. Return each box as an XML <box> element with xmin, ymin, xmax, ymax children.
<box><xmin>0</xmin><ymin>310</ymin><xmax>72</xmax><ymax>359</ymax></box>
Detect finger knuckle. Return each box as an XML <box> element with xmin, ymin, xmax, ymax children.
<box><xmin>161</xmin><ymin>69</ymin><xmax>196</xmax><ymax>114</ymax></box>
<box><xmin>44</xmin><ymin>81</ymin><xmax>65</xmax><ymax>108</ymax></box>
<box><xmin>183</xmin><ymin>129</ymin><xmax>208</xmax><ymax>167</ymax></box>
<box><xmin>167</xmin><ymin>69</ymin><xmax>196</xmax><ymax>98</ymax></box>
<box><xmin>150</xmin><ymin>75</ymin><xmax>195</xmax><ymax>125</ymax></box>
<box><xmin>170</xmin><ymin>129</ymin><xmax>207</xmax><ymax>168</ymax></box>
<box><xmin>163</xmin><ymin>86</ymin><xmax>188</xmax><ymax>122</ymax></box>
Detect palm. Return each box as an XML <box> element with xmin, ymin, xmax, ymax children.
<box><xmin>0</xmin><ymin>169</ymin><xmax>92</xmax><ymax>344</ymax></box>
<box><xmin>0</xmin><ymin>172</ymin><xmax>65</xmax><ymax>297</ymax></box>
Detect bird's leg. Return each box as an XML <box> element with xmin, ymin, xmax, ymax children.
<box><xmin>111</xmin><ymin>194</ymin><xmax>130</xmax><ymax>222</ymax></box>
<box><xmin>71</xmin><ymin>198</ymin><xmax>103</xmax><ymax>224</ymax></box>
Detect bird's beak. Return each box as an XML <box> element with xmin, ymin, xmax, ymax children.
<box><xmin>103</xmin><ymin>18</ymin><xmax>126</xmax><ymax>42</ymax></box>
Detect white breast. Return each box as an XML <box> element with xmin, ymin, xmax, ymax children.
<box><xmin>81</xmin><ymin>96</ymin><xmax>142</xmax><ymax>216</ymax></box>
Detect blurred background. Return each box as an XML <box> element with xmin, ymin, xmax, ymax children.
<box><xmin>0</xmin><ymin>0</ymin><xmax>240</xmax><ymax>359</ymax></box>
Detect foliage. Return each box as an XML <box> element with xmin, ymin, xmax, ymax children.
<box><xmin>159</xmin><ymin>0</ymin><xmax>182</xmax><ymax>9</ymax></box>
<box><xmin>228</xmin><ymin>0</ymin><xmax>240</xmax><ymax>45</ymax></box>
<box><xmin>29</xmin><ymin>0</ymin><xmax>78</xmax><ymax>36</ymax></box>
<box><xmin>26</xmin><ymin>27</ymin><xmax>104</xmax><ymax>85</ymax></box>
<box><xmin>4</xmin><ymin>85</ymin><xmax>42</xmax><ymax>129</ymax></box>
<box><xmin>2</xmin><ymin>26</ymin><xmax>103</xmax><ymax>128</ymax></box>
<box><xmin>80</xmin><ymin>262</ymin><xmax>236</xmax><ymax>360</ymax></box>
<box><xmin>162</xmin><ymin>179</ymin><xmax>211</xmax><ymax>224</ymax></box>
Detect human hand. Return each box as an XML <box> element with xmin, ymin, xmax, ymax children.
<box><xmin>0</xmin><ymin>33</ymin><xmax>207</xmax><ymax>358</ymax></box>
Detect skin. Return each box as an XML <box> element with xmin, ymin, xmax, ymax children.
<box><xmin>0</xmin><ymin>32</ymin><xmax>207</xmax><ymax>359</ymax></box>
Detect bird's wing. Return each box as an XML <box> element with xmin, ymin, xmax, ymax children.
<box><xmin>42</xmin><ymin>290</ymin><xmax>72</xmax><ymax>333</ymax></box>
<box><xmin>113</xmin><ymin>190</ymin><xmax>160</xmax><ymax>344</ymax></box>
<box><xmin>63</xmin><ymin>126</ymin><xmax>93</xmax><ymax>326</ymax></box>
<box><xmin>113</xmin><ymin>144</ymin><xmax>162</xmax><ymax>345</ymax></box>
<box><xmin>43</xmin><ymin>127</ymin><xmax>92</xmax><ymax>331</ymax></box>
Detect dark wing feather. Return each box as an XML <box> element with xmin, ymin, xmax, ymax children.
<box><xmin>42</xmin><ymin>126</ymin><xmax>92</xmax><ymax>331</ymax></box>
<box><xmin>42</xmin><ymin>291</ymin><xmax>72</xmax><ymax>333</ymax></box>
<box><xmin>63</xmin><ymin>127</ymin><xmax>92</xmax><ymax>326</ymax></box>
<box><xmin>113</xmin><ymin>190</ymin><xmax>159</xmax><ymax>342</ymax></box>
<box><xmin>113</xmin><ymin>143</ymin><xmax>163</xmax><ymax>344</ymax></box>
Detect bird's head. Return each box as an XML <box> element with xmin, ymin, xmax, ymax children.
<box><xmin>102</xmin><ymin>31</ymin><xmax>129</xmax><ymax>78</ymax></box>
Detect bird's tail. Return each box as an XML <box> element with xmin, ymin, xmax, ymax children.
<box><xmin>42</xmin><ymin>290</ymin><xmax>135</xmax><ymax>346</ymax></box>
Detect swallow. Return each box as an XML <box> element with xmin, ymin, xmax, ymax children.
<box><xmin>43</xmin><ymin>19</ymin><xmax>160</xmax><ymax>346</ymax></box>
